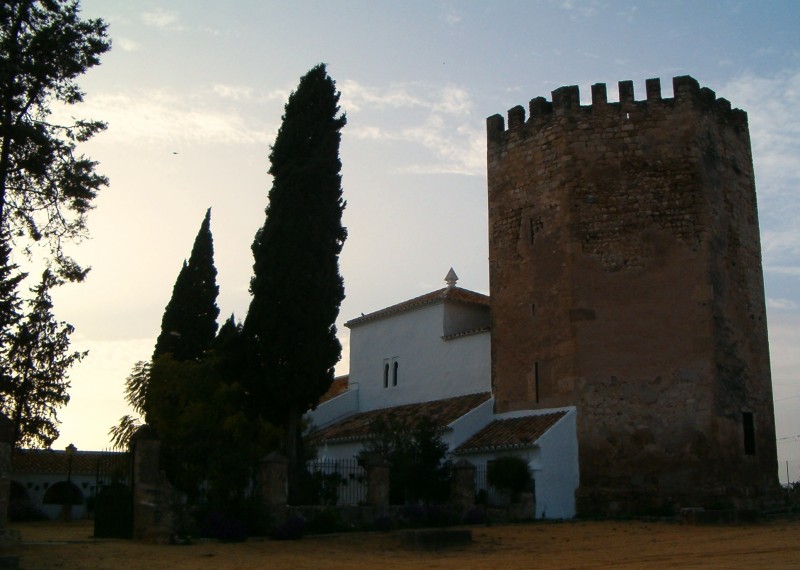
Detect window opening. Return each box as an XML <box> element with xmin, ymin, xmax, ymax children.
<box><xmin>743</xmin><ymin>412</ymin><xmax>756</xmax><ymax>455</ymax></box>
<box><xmin>393</xmin><ymin>361</ymin><xmax>399</xmax><ymax>386</ymax></box>
<box><xmin>383</xmin><ymin>363</ymin><xmax>389</xmax><ymax>388</ymax></box>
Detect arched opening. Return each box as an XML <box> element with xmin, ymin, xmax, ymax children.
<box><xmin>43</xmin><ymin>480</ymin><xmax>84</xmax><ymax>506</ymax></box>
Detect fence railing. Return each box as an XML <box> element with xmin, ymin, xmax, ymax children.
<box><xmin>94</xmin><ymin>449</ymin><xmax>132</xmax><ymax>490</ymax></box>
<box><xmin>474</xmin><ymin>464</ymin><xmax>511</xmax><ymax>507</ymax></box>
<box><xmin>306</xmin><ymin>460</ymin><xmax>517</xmax><ymax>507</ymax></box>
<box><xmin>308</xmin><ymin>459</ymin><xmax>367</xmax><ymax>506</ymax></box>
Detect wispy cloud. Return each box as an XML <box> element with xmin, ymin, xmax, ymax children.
<box><xmin>765</xmin><ymin>266</ymin><xmax>800</xmax><ymax>277</ymax></box>
<box><xmin>340</xmin><ymin>81</ymin><xmax>472</xmax><ymax>116</ymax></box>
<box><xmin>213</xmin><ymin>84</ymin><xmax>254</xmax><ymax>101</ymax></box>
<box><xmin>768</xmin><ymin>298</ymin><xmax>799</xmax><ymax>310</ymax></box>
<box><xmin>76</xmin><ymin>89</ymin><xmax>273</xmax><ymax>146</ymax></box>
<box><xmin>213</xmin><ymin>84</ymin><xmax>290</xmax><ymax>104</ymax></box>
<box><xmin>557</xmin><ymin>0</ymin><xmax>599</xmax><ymax>19</ymax></box>
<box><xmin>341</xmin><ymin>80</ymin><xmax>482</xmax><ymax>175</ymax></box>
<box><xmin>141</xmin><ymin>8</ymin><xmax>182</xmax><ymax>30</ymax></box>
<box><xmin>722</xmin><ymin>69</ymin><xmax>800</xmax><ymax>270</ymax></box>
<box><xmin>618</xmin><ymin>6</ymin><xmax>637</xmax><ymax>22</ymax></box>
<box><xmin>115</xmin><ymin>37</ymin><xmax>139</xmax><ymax>52</ymax></box>
<box><xmin>443</xmin><ymin>8</ymin><xmax>462</xmax><ymax>26</ymax></box>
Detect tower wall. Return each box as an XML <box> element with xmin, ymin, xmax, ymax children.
<box><xmin>487</xmin><ymin>76</ymin><xmax>778</xmax><ymax>512</ymax></box>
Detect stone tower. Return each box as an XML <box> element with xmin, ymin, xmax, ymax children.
<box><xmin>487</xmin><ymin>76</ymin><xmax>778</xmax><ymax>513</ymax></box>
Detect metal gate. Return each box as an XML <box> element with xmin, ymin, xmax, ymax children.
<box><xmin>92</xmin><ymin>450</ymin><xmax>133</xmax><ymax>538</ymax></box>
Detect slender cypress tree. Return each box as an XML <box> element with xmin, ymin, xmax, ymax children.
<box><xmin>153</xmin><ymin>208</ymin><xmax>220</xmax><ymax>361</ymax></box>
<box><xmin>244</xmin><ymin>64</ymin><xmax>347</xmax><ymax>482</ymax></box>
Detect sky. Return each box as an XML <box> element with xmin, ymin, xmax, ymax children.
<box><xmin>33</xmin><ymin>0</ymin><xmax>800</xmax><ymax>484</ymax></box>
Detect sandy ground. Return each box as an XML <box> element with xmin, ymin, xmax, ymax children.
<box><xmin>6</xmin><ymin>518</ymin><xmax>800</xmax><ymax>569</ymax></box>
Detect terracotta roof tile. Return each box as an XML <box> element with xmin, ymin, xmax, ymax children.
<box><xmin>454</xmin><ymin>412</ymin><xmax>567</xmax><ymax>454</ymax></box>
<box><xmin>11</xmin><ymin>449</ymin><xmax>128</xmax><ymax>476</ymax></box>
<box><xmin>345</xmin><ymin>286</ymin><xmax>489</xmax><ymax>328</ymax></box>
<box><xmin>319</xmin><ymin>374</ymin><xmax>349</xmax><ymax>404</ymax></box>
<box><xmin>312</xmin><ymin>392</ymin><xmax>491</xmax><ymax>443</ymax></box>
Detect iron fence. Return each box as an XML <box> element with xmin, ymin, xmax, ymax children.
<box><xmin>308</xmin><ymin>459</ymin><xmax>367</xmax><ymax>506</ymax></box>
<box><xmin>474</xmin><ymin>464</ymin><xmax>511</xmax><ymax>507</ymax></box>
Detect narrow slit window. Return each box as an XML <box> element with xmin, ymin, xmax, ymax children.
<box><xmin>383</xmin><ymin>363</ymin><xmax>389</xmax><ymax>388</ymax></box>
<box><xmin>743</xmin><ymin>412</ymin><xmax>756</xmax><ymax>455</ymax></box>
<box><xmin>393</xmin><ymin>361</ymin><xmax>399</xmax><ymax>386</ymax></box>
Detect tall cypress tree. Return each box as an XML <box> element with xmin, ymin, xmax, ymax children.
<box><xmin>244</xmin><ymin>64</ymin><xmax>347</xmax><ymax>482</ymax></box>
<box><xmin>153</xmin><ymin>208</ymin><xmax>220</xmax><ymax>361</ymax></box>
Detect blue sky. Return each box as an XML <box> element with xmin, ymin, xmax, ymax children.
<box><xmin>44</xmin><ymin>1</ymin><xmax>800</xmax><ymax>483</ymax></box>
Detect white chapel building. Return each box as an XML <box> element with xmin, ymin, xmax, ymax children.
<box><xmin>308</xmin><ymin>269</ymin><xmax>580</xmax><ymax>519</ymax></box>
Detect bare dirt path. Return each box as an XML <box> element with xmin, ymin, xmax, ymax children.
<box><xmin>8</xmin><ymin>518</ymin><xmax>800</xmax><ymax>569</ymax></box>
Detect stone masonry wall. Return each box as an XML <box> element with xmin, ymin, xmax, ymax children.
<box><xmin>487</xmin><ymin>76</ymin><xmax>778</xmax><ymax>513</ymax></box>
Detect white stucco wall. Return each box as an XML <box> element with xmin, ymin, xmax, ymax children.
<box><xmin>10</xmin><ymin>473</ymin><xmax>94</xmax><ymax>520</ymax></box>
<box><xmin>314</xmin><ymin>441</ymin><xmax>363</xmax><ymax>462</ymax></box>
<box><xmin>443</xmin><ymin>397</ymin><xmax>495</xmax><ymax>450</ymax></box>
<box><xmin>529</xmin><ymin>408</ymin><xmax>578</xmax><ymax>519</ymax></box>
<box><xmin>460</xmin><ymin>407</ymin><xmax>579</xmax><ymax>520</ymax></box>
<box><xmin>348</xmin><ymin>302</ymin><xmax>490</xmax><ymax>412</ymax></box>
<box><xmin>309</xmin><ymin>384</ymin><xmax>360</xmax><ymax>429</ymax></box>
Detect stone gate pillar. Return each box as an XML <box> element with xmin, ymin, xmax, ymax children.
<box><xmin>452</xmin><ymin>459</ymin><xmax>476</xmax><ymax>509</ymax></box>
<box><xmin>366</xmin><ymin>459</ymin><xmax>390</xmax><ymax>508</ymax></box>
<box><xmin>0</xmin><ymin>415</ymin><xmax>12</xmax><ymax>529</ymax></box>
<box><xmin>131</xmin><ymin>426</ymin><xmax>174</xmax><ymax>543</ymax></box>
<box><xmin>0</xmin><ymin>413</ymin><xmax>20</xmax><ymax>567</ymax></box>
<box><xmin>259</xmin><ymin>452</ymin><xmax>289</xmax><ymax>507</ymax></box>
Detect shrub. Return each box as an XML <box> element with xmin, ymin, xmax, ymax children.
<box><xmin>357</xmin><ymin>414</ymin><xmax>453</xmax><ymax>505</ymax></box>
<box><xmin>372</xmin><ymin>514</ymin><xmax>393</xmax><ymax>532</ymax></box>
<box><xmin>270</xmin><ymin>516</ymin><xmax>306</xmax><ymax>540</ymax></box>
<box><xmin>462</xmin><ymin>507</ymin><xmax>489</xmax><ymax>525</ymax></box>
<box><xmin>487</xmin><ymin>456</ymin><xmax>532</xmax><ymax>501</ymax></box>
<box><xmin>201</xmin><ymin>510</ymin><xmax>247</xmax><ymax>542</ymax></box>
<box><xmin>305</xmin><ymin>508</ymin><xmax>348</xmax><ymax>534</ymax></box>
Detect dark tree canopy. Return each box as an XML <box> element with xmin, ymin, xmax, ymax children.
<box><xmin>244</xmin><ymin>63</ymin><xmax>347</xmax><ymax>428</ymax></box>
<box><xmin>0</xmin><ymin>269</ymin><xmax>85</xmax><ymax>448</ymax></box>
<box><xmin>0</xmin><ymin>0</ymin><xmax>110</xmax><ymax>281</ymax></box>
<box><xmin>153</xmin><ymin>208</ymin><xmax>220</xmax><ymax>362</ymax></box>
<box><xmin>357</xmin><ymin>415</ymin><xmax>453</xmax><ymax>505</ymax></box>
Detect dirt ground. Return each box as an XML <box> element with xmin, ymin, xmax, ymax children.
<box><xmin>6</xmin><ymin>517</ymin><xmax>800</xmax><ymax>569</ymax></box>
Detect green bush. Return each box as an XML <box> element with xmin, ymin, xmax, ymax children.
<box><xmin>487</xmin><ymin>456</ymin><xmax>532</xmax><ymax>500</ymax></box>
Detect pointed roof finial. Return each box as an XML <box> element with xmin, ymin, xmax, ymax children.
<box><xmin>445</xmin><ymin>267</ymin><xmax>458</xmax><ymax>288</ymax></box>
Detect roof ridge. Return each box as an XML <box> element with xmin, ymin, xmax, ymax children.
<box><xmin>345</xmin><ymin>286</ymin><xmax>489</xmax><ymax>328</ymax></box>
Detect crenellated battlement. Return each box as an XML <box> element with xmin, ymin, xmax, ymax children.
<box><xmin>487</xmin><ymin>75</ymin><xmax>747</xmax><ymax>142</ymax></box>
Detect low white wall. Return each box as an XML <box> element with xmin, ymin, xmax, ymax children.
<box><xmin>308</xmin><ymin>385</ymin><xmax>360</xmax><ymax>429</ymax></box>
<box><xmin>531</xmin><ymin>408</ymin><xmax>579</xmax><ymax>519</ymax></box>
<box><xmin>460</xmin><ymin>407</ymin><xmax>579</xmax><ymax>520</ymax></box>
<box><xmin>444</xmin><ymin>397</ymin><xmax>495</xmax><ymax>450</ymax></box>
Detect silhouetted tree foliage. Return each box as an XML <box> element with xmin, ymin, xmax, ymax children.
<box><xmin>357</xmin><ymin>414</ymin><xmax>453</xmax><ymax>505</ymax></box>
<box><xmin>0</xmin><ymin>269</ymin><xmax>86</xmax><ymax>448</ymax></box>
<box><xmin>146</xmin><ymin>208</ymin><xmax>219</xmax><ymax>432</ymax></box>
<box><xmin>111</xmin><ymin>210</ymin><xmax>219</xmax><ymax>449</ymax></box>
<box><xmin>487</xmin><ymin>456</ymin><xmax>532</xmax><ymax>501</ymax></box>
<box><xmin>109</xmin><ymin>215</ymin><xmax>279</xmax><ymax>518</ymax></box>
<box><xmin>244</xmin><ymin>63</ymin><xmax>347</xmax><ymax>494</ymax></box>
<box><xmin>153</xmin><ymin>208</ymin><xmax>219</xmax><ymax>361</ymax></box>
<box><xmin>0</xmin><ymin>0</ymin><xmax>110</xmax><ymax>282</ymax></box>
<box><xmin>107</xmin><ymin>360</ymin><xmax>149</xmax><ymax>449</ymax></box>
<box><xmin>0</xmin><ymin>238</ymin><xmax>24</xmax><ymax>350</ymax></box>
<box><xmin>0</xmin><ymin>0</ymin><xmax>108</xmax><ymax>450</ymax></box>
<box><xmin>147</xmin><ymin>349</ymin><xmax>280</xmax><ymax>506</ymax></box>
